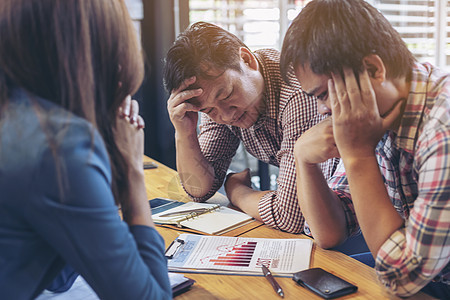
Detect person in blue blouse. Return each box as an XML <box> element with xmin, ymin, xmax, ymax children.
<box><xmin>0</xmin><ymin>0</ymin><xmax>171</xmax><ymax>299</ymax></box>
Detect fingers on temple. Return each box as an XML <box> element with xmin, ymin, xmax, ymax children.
<box><xmin>169</xmin><ymin>87</ymin><xmax>203</xmax><ymax>109</ymax></box>
<box><xmin>331</xmin><ymin>72</ymin><xmax>350</xmax><ymax>113</ymax></box>
<box><xmin>343</xmin><ymin>68</ymin><xmax>362</xmax><ymax>108</ymax></box>
<box><xmin>328</xmin><ymin>78</ymin><xmax>340</xmax><ymax>116</ymax></box>
<box><xmin>181</xmin><ymin>89</ymin><xmax>203</xmax><ymax>105</ymax></box>
<box><xmin>358</xmin><ymin>69</ymin><xmax>377</xmax><ymax>109</ymax></box>
<box><xmin>173</xmin><ymin>76</ymin><xmax>197</xmax><ymax>94</ymax></box>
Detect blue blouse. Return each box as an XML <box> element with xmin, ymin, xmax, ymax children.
<box><xmin>0</xmin><ymin>89</ymin><xmax>171</xmax><ymax>299</ymax></box>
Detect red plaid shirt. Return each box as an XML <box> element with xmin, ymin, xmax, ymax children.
<box><xmin>328</xmin><ymin>62</ymin><xmax>450</xmax><ymax>296</ymax></box>
<box><xmin>186</xmin><ymin>48</ymin><xmax>339</xmax><ymax>233</ymax></box>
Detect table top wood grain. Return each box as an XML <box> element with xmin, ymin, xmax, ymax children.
<box><xmin>143</xmin><ymin>157</ymin><xmax>433</xmax><ymax>300</ymax></box>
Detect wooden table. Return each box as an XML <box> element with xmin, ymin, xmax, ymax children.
<box><xmin>143</xmin><ymin>157</ymin><xmax>433</xmax><ymax>299</ymax></box>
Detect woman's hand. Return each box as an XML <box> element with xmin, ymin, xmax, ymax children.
<box><xmin>114</xmin><ymin>95</ymin><xmax>145</xmax><ymax>172</ymax></box>
<box><xmin>114</xmin><ymin>95</ymin><xmax>154</xmax><ymax>227</ymax></box>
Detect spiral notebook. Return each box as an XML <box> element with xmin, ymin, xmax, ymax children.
<box><xmin>150</xmin><ymin>198</ymin><xmax>254</xmax><ymax>235</ymax></box>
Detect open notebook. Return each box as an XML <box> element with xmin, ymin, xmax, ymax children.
<box><xmin>150</xmin><ymin>198</ymin><xmax>254</xmax><ymax>235</ymax></box>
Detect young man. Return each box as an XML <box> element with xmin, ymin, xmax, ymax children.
<box><xmin>280</xmin><ymin>0</ymin><xmax>449</xmax><ymax>297</ymax></box>
<box><xmin>164</xmin><ymin>22</ymin><xmax>338</xmax><ymax>233</ymax></box>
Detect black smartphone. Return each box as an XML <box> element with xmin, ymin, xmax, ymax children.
<box><xmin>149</xmin><ymin>198</ymin><xmax>184</xmax><ymax>215</ymax></box>
<box><xmin>292</xmin><ymin>268</ymin><xmax>357</xmax><ymax>299</ymax></box>
<box><xmin>149</xmin><ymin>198</ymin><xmax>175</xmax><ymax>209</ymax></box>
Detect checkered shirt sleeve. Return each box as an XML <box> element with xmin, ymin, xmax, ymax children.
<box><xmin>257</xmin><ymin>89</ymin><xmax>339</xmax><ymax>233</ymax></box>
<box><xmin>327</xmin><ymin>160</ymin><xmax>360</xmax><ymax>237</ymax></box>
<box><xmin>186</xmin><ymin>115</ymin><xmax>241</xmax><ymax>202</ymax></box>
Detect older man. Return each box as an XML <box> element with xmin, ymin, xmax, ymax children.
<box><xmin>164</xmin><ymin>22</ymin><xmax>338</xmax><ymax>233</ymax></box>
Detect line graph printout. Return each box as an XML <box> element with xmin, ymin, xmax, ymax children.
<box><xmin>167</xmin><ymin>234</ymin><xmax>313</xmax><ymax>276</ymax></box>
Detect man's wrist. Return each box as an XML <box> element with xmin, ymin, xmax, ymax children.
<box><xmin>231</xmin><ymin>186</ymin><xmax>256</xmax><ymax>203</ymax></box>
<box><xmin>342</xmin><ymin>155</ymin><xmax>378</xmax><ymax>173</ymax></box>
<box><xmin>175</xmin><ymin>129</ymin><xmax>197</xmax><ymax>141</ymax></box>
<box><xmin>295</xmin><ymin>155</ymin><xmax>321</xmax><ymax>170</ymax></box>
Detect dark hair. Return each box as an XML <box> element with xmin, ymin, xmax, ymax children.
<box><xmin>163</xmin><ymin>21</ymin><xmax>248</xmax><ymax>92</ymax></box>
<box><xmin>0</xmin><ymin>0</ymin><xmax>144</xmax><ymax>202</ymax></box>
<box><xmin>280</xmin><ymin>0</ymin><xmax>415</xmax><ymax>82</ymax></box>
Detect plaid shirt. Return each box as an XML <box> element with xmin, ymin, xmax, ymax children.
<box><xmin>187</xmin><ymin>48</ymin><xmax>339</xmax><ymax>233</ymax></box>
<box><xmin>329</xmin><ymin>62</ymin><xmax>450</xmax><ymax>296</ymax></box>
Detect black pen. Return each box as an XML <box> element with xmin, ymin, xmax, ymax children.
<box><xmin>261</xmin><ymin>264</ymin><xmax>284</xmax><ymax>298</ymax></box>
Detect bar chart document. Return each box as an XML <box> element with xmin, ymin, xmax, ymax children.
<box><xmin>166</xmin><ymin>234</ymin><xmax>313</xmax><ymax>276</ymax></box>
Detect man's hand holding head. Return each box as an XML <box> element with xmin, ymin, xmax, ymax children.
<box><xmin>167</xmin><ymin>76</ymin><xmax>203</xmax><ymax>136</ymax></box>
<box><xmin>328</xmin><ymin>67</ymin><xmax>404</xmax><ymax>163</ymax></box>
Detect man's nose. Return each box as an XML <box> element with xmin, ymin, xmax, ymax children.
<box><xmin>219</xmin><ymin>106</ymin><xmax>236</xmax><ymax>123</ymax></box>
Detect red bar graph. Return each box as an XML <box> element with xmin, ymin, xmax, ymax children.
<box><xmin>209</xmin><ymin>241</ymin><xmax>257</xmax><ymax>267</ymax></box>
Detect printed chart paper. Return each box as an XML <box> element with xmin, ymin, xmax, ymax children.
<box><xmin>167</xmin><ymin>234</ymin><xmax>313</xmax><ymax>277</ymax></box>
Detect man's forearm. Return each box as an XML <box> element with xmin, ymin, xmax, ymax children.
<box><xmin>224</xmin><ymin>170</ymin><xmax>265</xmax><ymax>221</ymax></box>
<box><xmin>175</xmin><ymin>132</ymin><xmax>215</xmax><ymax>198</ymax></box>
<box><xmin>295</xmin><ymin>159</ymin><xmax>348</xmax><ymax>248</ymax></box>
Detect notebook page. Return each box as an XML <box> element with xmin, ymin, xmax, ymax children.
<box><xmin>179</xmin><ymin>206</ymin><xmax>252</xmax><ymax>235</ymax></box>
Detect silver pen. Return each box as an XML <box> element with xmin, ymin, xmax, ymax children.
<box><xmin>262</xmin><ymin>264</ymin><xmax>284</xmax><ymax>298</ymax></box>
<box><xmin>159</xmin><ymin>208</ymin><xmax>209</xmax><ymax>217</ymax></box>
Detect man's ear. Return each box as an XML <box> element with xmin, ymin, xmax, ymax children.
<box><xmin>363</xmin><ymin>54</ymin><xmax>386</xmax><ymax>83</ymax></box>
<box><xmin>240</xmin><ymin>47</ymin><xmax>258</xmax><ymax>71</ymax></box>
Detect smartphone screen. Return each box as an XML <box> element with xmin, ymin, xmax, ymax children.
<box><xmin>149</xmin><ymin>198</ymin><xmax>175</xmax><ymax>209</ymax></box>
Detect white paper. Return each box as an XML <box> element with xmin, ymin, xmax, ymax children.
<box><xmin>36</xmin><ymin>273</ymin><xmax>191</xmax><ymax>299</ymax></box>
<box><xmin>168</xmin><ymin>234</ymin><xmax>313</xmax><ymax>277</ymax></box>
<box><xmin>35</xmin><ymin>276</ymin><xmax>98</xmax><ymax>300</ymax></box>
<box><xmin>169</xmin><ymin>272</ymin><xmax>190</xmax><ymax>288</ymax></box>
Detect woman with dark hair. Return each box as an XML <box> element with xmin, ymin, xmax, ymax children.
<box><xmin>0</xmin><ymin>0</ymin><xmax>171</xmax><ymax>299</ymax></box>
